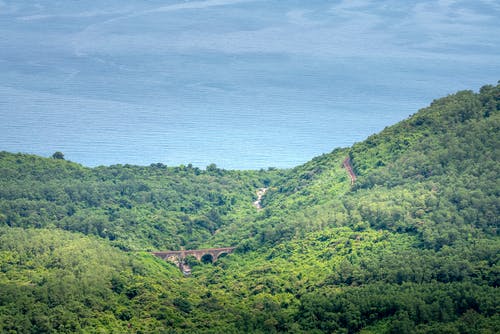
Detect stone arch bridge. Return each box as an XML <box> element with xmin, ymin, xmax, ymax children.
<box><xmin>152</xmin><ymin>247</ymin><xmax>236</xmax><ymax>264</ymax></box>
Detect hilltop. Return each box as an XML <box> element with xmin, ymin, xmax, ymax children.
<box><xmin>0</xmin><ymin>83</ymin><xmax>499</xmax><ymax>333</ymax></box>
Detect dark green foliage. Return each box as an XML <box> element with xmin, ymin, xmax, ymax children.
<box><xmin>0</xmin><ymin>83</ymin><xmax>498</xmax><ymax>332</ymax></box>
<box><xmin>0</xmin><ymin>152</ymin><xmax>279</xmax><ymax>250</ymax></box>
<box><xmin>51</xmin><ymin>151</ymin><xmax>65</xmax><ymax>160</ymax></box>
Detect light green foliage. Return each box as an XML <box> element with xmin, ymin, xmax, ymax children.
<box><xmin>0</xmin><ymin>83</ymin><xmax>499</xmax><ymax>332</ymax></box>
<box><xmin>0</xmin><ymin>228</ymin><xmax>193</xmax><ymax>333</ymax></box>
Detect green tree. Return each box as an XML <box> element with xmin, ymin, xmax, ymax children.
<box><xmin>52</xmin><ymin>151</ymin><xmax>65</xmax><ymax>160</ymax></box>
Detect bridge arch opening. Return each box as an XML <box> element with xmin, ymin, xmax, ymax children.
<box><xmin>184</xmin><ymin>255</ymin><xmax>200</xmax><ymax>267</ymax></box>
<box><xmin>217</xmin><ymin>252</ymin><xmax>229</xmax><ymax>260</ymax></box>
<box><xmin>201</xmin><ymin>254</ymin><xmax>214</xmax><ymax>264</ymax></box>
<box><xmin>167</xmin><ymin>255</ymin><xmax>180</xmax><ymax>263</ymax></box>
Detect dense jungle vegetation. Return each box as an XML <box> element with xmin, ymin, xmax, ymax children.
<box><xmin>0</xmin><ymin>82</ymin><xmax>499</xmax><ymax>333</ymax></box>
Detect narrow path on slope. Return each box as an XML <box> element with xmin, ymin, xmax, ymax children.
<box><xmin>253</xmin><ymin>188</ymin><xmax>268</xmax><ymax>210</ymax></box>
<box><xmin>343</xmin><ymin>157</ymin><xmax>357</xmax><ymax>185</ymax></box>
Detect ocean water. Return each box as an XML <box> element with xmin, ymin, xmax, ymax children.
<box><xmin>1</xmin><ymin>0</ymin><xmax>499</xmax><ymax>169</ymax></box>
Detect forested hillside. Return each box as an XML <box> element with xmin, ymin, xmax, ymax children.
<box><xmin>0</xmin><ymin>154</ymin><xmax>281</xmax><ymax>250</ymax></box>
<box><xmin>0</xmin><ymin>83</ymin><xmax>499</xmax><ymax>333</ymax></box>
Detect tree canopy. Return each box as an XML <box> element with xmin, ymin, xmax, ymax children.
<box><xmin>0</xmin><ymin>83</ymin><xmax>499</xmax><ymax>333</ymax></box>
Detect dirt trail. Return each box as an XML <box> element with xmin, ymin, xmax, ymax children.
<box><xmin>253</xmin><ymin>188</ymin><xmax>268</xmax><ymax>210</ymax></box>
<box><xmin>343</xmin><ymin>157</ymin><xmax>356</xmax><ymax>185</ymax></box>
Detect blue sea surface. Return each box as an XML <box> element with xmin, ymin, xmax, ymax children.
<box><xmin>1</xmin><ymin>0</ymin><xmax>499</xmax><ymax>169</ymax></box>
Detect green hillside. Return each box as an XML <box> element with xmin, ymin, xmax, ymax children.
<box><xmin>0</xmin><ymin>153</ymin><xmax>281</xmax><ymax>251</ymax></box>
<box><xmin>0</xmin><ymin>83</ymin><xmax>499</xmax><ymax>333</ymax></box>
